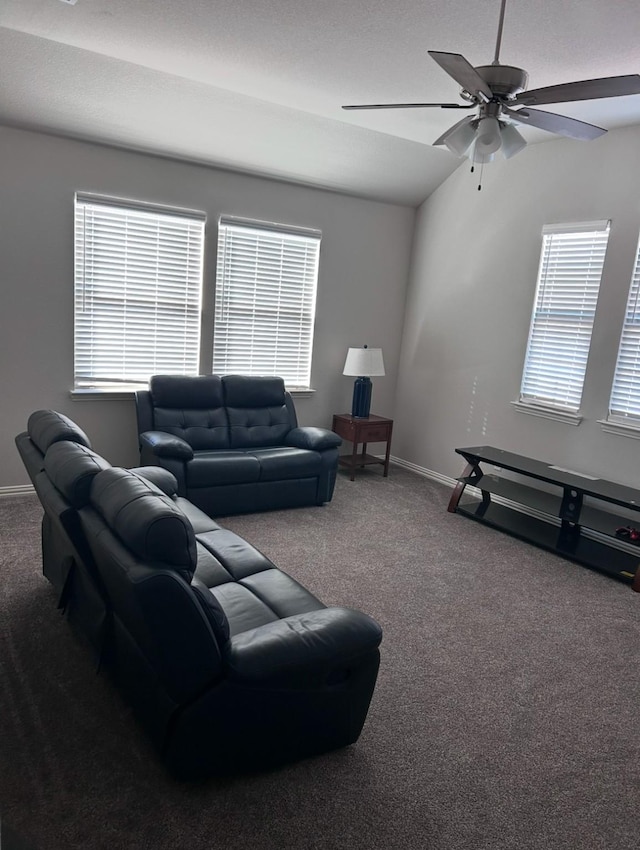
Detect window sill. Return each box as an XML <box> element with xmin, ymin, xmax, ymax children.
<box><xmin>71</xmin><ymin>387</ymin><xmax>317</xmax><ymax>401</ymax></box>
<box><xmin>598</xmin><ymin>418</ymin><xmax>640</xmax><ymax>440</ymax></box>
<box><xmin>511</xmin><ymin>400</ymin><xmax>583</xmax><ymax>426</ymax></box>
<box><xmin>71</xmin><ymin>388</ymin><xmax>141</xmax><ymax>401</ymax></box>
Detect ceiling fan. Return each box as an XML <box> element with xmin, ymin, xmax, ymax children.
<box><xmin>342</xmin><ymin>0</ymin><xmax>640</xmax><ymax>164</ymax></box>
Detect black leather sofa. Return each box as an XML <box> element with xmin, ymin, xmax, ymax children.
<box><xmin>16</xmin><ymin>411</ymin><xmax>382</xmax><ymax>779</ymax></box>
<box><xmin>135</xmin><ymin>374</ymin><xmax>342</xmax><ymax>517</ymax></box>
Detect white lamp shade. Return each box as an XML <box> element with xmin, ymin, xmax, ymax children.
<box><xmin>343</xmin><ymin>347</ymin><xmax>385</xmax><ymax>377</ymax></box>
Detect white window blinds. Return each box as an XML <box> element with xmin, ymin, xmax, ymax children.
<box><xmin>74</xmin><ymin>194</ymin><xmax>205</xmax><ymax>389</ymax></box>
<box><xmin>519</xmin><ymin>221</ymin><xmax>610</xmax><ymax>413</ymax></box>
<box><xmin>608</xmin><ymin>238</ymin><xmax>640</xmax><ymax>424</ymax></box>
<box><xmin>213</xmin><ymin>216</ymin><xmax>321</xmax><ymax>389</ymax></box>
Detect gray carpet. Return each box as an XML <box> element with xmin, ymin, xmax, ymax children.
<box><xmin>1</xmin><ymin>466</ymin><xmax>639</xmax><ymax>850</ymax></box>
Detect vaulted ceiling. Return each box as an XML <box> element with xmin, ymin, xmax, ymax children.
<box><xmin>1</xmin><ymin>0</ymin><xmax>639</xmax><ymax>206</ymax></box>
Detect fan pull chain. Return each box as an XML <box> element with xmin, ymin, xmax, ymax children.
<box><xmin>469</xmin><ymin>159</ymin><xmax>485</xmax><ymax>190</ymax></box>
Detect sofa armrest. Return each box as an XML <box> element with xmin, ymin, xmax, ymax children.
<box><xmin>223</xmin><ymin>607</ymin><xmax>382</xmax><ymax>685</ymax></box>
<box><xmin>286</xmin><ymin>426</ymin><xmax>342</xmax><ymax>452</ymax></box>
<box><xmin>139</xmin><ymin>431</ymin><xmax>194</xmax><ymax>461</ymax></box>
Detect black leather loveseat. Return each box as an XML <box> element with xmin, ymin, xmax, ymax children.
<box><xmin>16</xmin><ymin>411</ymin><xmax>382</xmax><ymax>779</ymax></box>
<box><xmin>135</xmin><ymin>374</ymin><xmax>342</xmax><ymax>517</ymax></box>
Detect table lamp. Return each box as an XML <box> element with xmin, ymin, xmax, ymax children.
<box><xmin>343</xmin><ymin>345</ymin><xmax>385</xmax><ymax>418</ymax></box>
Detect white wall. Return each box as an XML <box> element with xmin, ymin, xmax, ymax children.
<box><xmin>394</xmin><ymin>124</ymin><xmax>640</xmax><ymax>488</ymax></box>
<box><xmin>0</xmin><ymin>126</ymin><xmax>414</xmax><ymax>488</ymax></box>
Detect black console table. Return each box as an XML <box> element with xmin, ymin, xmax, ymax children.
<box><xmin>448</xmin><ymin>446</ymin><xmax>640</xmax><ymax>592</ymax></box>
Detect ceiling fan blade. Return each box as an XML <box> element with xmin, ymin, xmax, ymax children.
<box><xmin>428</xmin><ymin>51</ymin><xmax>493</xmax><ymax>101</ymax></box>
<box><xmin>513</xmin><ymin>74</ymin><xmax>640</xmax><ymax>107</ymax></box>
<box><xmin>342</xmin><ymin>102</ymin><xmax>474</xmax><ymax>110</ymax></box>
<box><xmin>503</xmin><ymin>106</ymin><xmax>606</xmax><ymax>140</ymax></box>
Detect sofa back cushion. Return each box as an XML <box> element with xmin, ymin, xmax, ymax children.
<box><xmin>223</xmin><ymin>375</ymin><xmax>293</xmax><ymax>448</ymax></box>
<box><xmin>150</xmin><ymin>375</ymin><xmax>230</xmax><ymax>450</ymax></box>
<box><xmin>28</xmin><ymin>409</ymin><xmax>92</xmax><ymax>455</ymax></box>
<box><xmin>90</xmin><ymin>467</ymin><xmax>198</xmax><ymax>582</ymax></box>
<box><xmin>44</xmin><ymin>441</ymin><xmax>112</xmax><ymax>509</ymax></box>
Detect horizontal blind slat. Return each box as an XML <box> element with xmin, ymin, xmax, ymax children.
<box><xmin>213</xmin><ymin>218</ymin><xmax>320</xmax><ymax>387</ymax></box>
<box><xmin>609</xmin><ymin>249</ymin><xmax>640</xmax><ymax>419</ymax></box>
<box><xmin>519</xmin><ymin>223</ymin><xmax>610</xmax><ymax>413</ymax></box>
<box><xmin>74</xmin><ymin>196</ymin><xmax>205</xmax><ymax>388</ymax></box>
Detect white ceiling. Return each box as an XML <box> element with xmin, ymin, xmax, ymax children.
<box><xmin>1</xmin><ymin>0</ymin><xmax>640</xmax><ymax>206</ymax></box>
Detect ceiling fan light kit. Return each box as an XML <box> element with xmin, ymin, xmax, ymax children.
<box><xmin>343</xmin><ymin>0</ymin><xmax>640</xmax><ymax>175</ymax></box>
<box><xmin>439</xmin><ymin>117</ymin><xmax>477</xmax><ymax>156</ymax></box>
<box><xmin>499</xmin><ymin>123</ymin><xmax>527</xmax><ymax>159</ymax></box>
<box><xmin>475</xmin><ymin>116</ymin><xmax>502</xmax><ymax>155</ymax></box>
<box><xmin>437</xmin><ymin>110</ymin><xmax>527</xmax><ymax>163</ymax></box>
<box><xmin>470</xmin><ymin>146</ymin><xmax>496</xmax><ymax>166</ymax></box>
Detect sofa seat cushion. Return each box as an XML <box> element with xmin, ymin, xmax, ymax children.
<box><xmin>195</xmin><ymin>529</ymin><xmax>275</xmax><ymax>582</ymax></box>
<box><xmin>240</xmin><ymin>569</ymin><xmax>324</xmax><ymax>619</ymax></box>
<box><xmin>194</xmin><ymin>541</ymin><xmax>237</xmax><ymax>587</ymax></box>
<box><xmin>175</xmin><ymin>498</ymin><xmax>221</xmax><ymax>535</ymax></box>
<box><xmin>211</xmin><ymin>582</ymin><xmax>281</xmax><ymax>636</ymax></box>
<box><xmin>250</xmin><ymin>447</ymin><xmax>322</xmax><ymax>482</ymax></box>
<box><xmin>187</xmin><ymin>451</ymin><xmax>260</xmax><ymax>488</ymax></box>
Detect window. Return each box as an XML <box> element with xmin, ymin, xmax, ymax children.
<box><xmin>607</xmin><ymin>237</ymin><xmax>640</xmax><ymax>427</ymax></box>
<box><xmin>213</xmin><ymin>216</ymin><xmax>321</xmax><ymax>390</ymax></box>
<box><xmin>74</xmin><ymin>194</ymin><xmax>205</xmax><ymax>390</ymax></box>
<box><xmin>518</xmin><ymin>221</ymin><xmax>610</xmax><ymax>417</ymax></box>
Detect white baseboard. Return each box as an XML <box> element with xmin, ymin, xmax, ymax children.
<box><xmin>0</xmin><ymin>484</ymin><xmax>35</xmax><ymax>498</ymax></box>
<box><xmin>389</xmin><ymin>455</ymin><xmax>457</xmax><ymax>488</ymax></box>
<box><xmin>390</xmin><ymin>455</ymin><xmax>640</xmax><ymax>557</ymax></box>
<box><xmin>390</xmin><ymin>454</ymin><xmax>556</xmax><ymax>521</ymax></box>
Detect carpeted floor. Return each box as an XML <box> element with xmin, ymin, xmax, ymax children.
<box><xmin>1</xmin><ymin>465</ymin><xmax>639</xmax><ymax>850</ymax></box>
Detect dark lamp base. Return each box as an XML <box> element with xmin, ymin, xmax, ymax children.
<box><xmin>351</xmin><ymin>377</ymin><xmax>372</xmax><ymax>418</ymax></box>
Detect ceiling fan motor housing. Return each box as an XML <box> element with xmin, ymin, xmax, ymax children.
<box><xmin>474</xmin><ymin>65</ymin><xmax>529</xmax><ymax>99</ymax></box>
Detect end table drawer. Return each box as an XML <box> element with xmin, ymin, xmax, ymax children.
<box><xmin>361</xmin><ymin>425</ymin><xmax>390</xmax><ymax>441</ymax></box>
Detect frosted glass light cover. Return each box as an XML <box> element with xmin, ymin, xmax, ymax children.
<box><xmin>475</xmin><ymin>117</ymin><xmax>502</xmax><ymax>155</ymax></box>
<box><xmin>501</xmin><ymin>123</ymin><xmax>527</xmax><ymax>159</ymax></box>
<box><xmin>443</xmin><ymin>121</ymin><xmax>477</xmax><ymax>157</ymax></box>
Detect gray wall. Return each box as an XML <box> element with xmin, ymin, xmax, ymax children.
<box><xmin>0</xmin><ymin>125</ymin><xmax>414</xmax><ymax>488</ymax></box>
<box><xmin>393</xmin><ymin>124</ymin><xmax>640</xmax><ymax>488</ymax></box>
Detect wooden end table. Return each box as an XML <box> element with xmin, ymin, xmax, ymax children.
<box><xmin>331</xmin><ymin>413</ymin><xmax>393</xmax><ymax>481</ymax></box>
